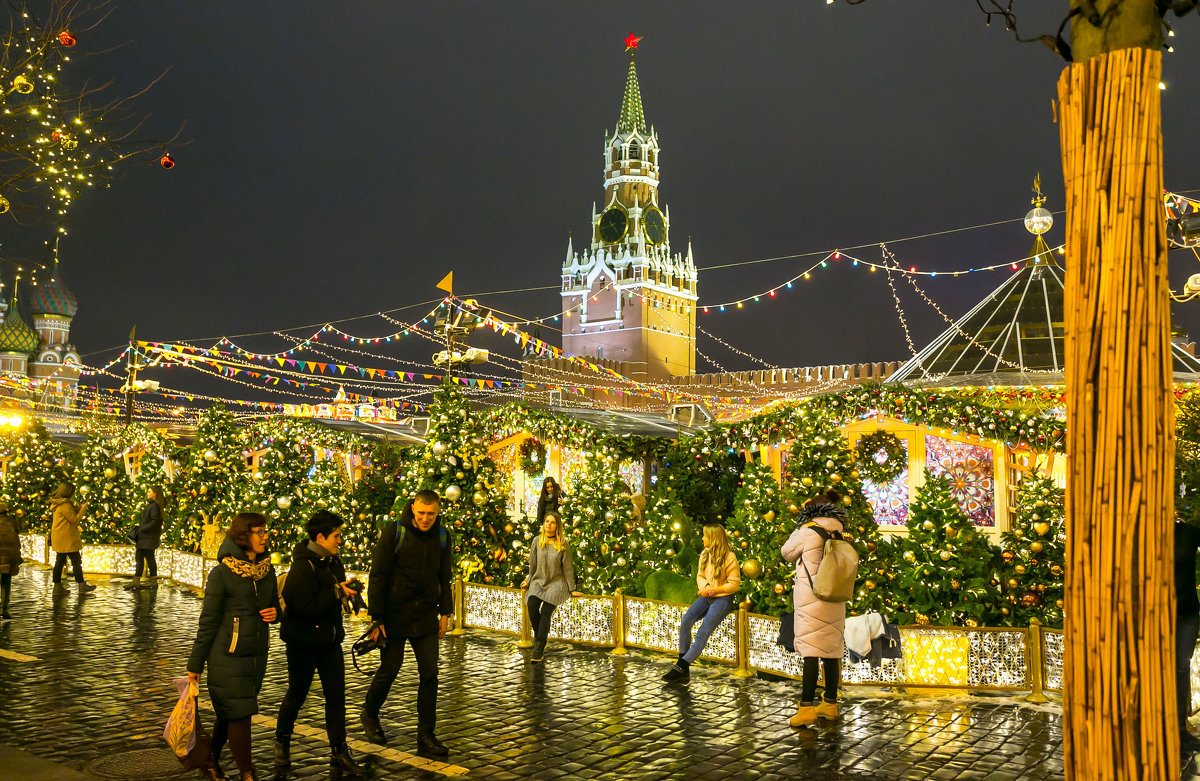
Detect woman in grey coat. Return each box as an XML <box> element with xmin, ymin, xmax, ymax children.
<box><xmin>520</xmin><ymin>511</ymin><xmax>580</xmax><ymax>663</ymax></box>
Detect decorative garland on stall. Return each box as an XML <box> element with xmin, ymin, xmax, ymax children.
<box><xmin>855</xmin><ymin>429</ymin><xmax>906</xmax><ymax>484</ymax></box>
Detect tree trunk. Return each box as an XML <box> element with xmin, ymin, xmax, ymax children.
<box><xmin>1058</xmin><ymin>22</ymin><xmax>1176</xmax><ymax>779</ymax></box>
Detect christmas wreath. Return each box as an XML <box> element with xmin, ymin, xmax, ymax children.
<box><xmin>519</xmin><ymin>438</ymin><xmax>545</xmax><ymax>475</ymax></box>
<box><xmin>855</xmin><ymin>429</ymin><xmax>906</xmax><ymax>484</ymax></box>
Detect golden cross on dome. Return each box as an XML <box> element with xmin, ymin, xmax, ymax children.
<box><xmin>624</xmin><ymin>33</ymin><xmax>643</xmax><ymax>52</ymax></box>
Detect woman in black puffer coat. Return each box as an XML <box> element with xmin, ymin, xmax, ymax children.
<box><xmin>187</xmin><ymin>513</ymin><xmax>279</xmax><ymax>781</ymax></box>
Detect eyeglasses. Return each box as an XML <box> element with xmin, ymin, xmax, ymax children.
<box><xmin>250</xmin><ymin>529</ymin><xmax>269</xmax><ymax>538</ymax></box>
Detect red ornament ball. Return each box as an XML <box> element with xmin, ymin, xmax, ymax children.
<box><xmin>159</xmin><ymin>153</ymin><xmax>175</xmax><ymax>169</ymax></box>
<box><xmin>58</xmin><ymin>31</ymin><xmax>76</xmax><ymax>47</ymax></box>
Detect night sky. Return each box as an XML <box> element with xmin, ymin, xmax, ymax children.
<box><xmin>14</xmin><ymin>3</ymin><xmax>1200</xmax><ymax>404</ymax></box>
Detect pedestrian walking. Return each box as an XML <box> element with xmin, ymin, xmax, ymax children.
<box><xmin>520</xmin><ymin>511</ymin><xmax>581</xmax><ymax>663</ymax></box>
<box><xmin>134</xmin><ymin>486</ymin><xmax>166</xmax><ymax>581</ymax></box>
<box><xmin>273</xmin><ymin>510</ymin><xmax>362</xmax><ymax>780</ymax></box>
<box><xmin>187</xmin><ymin>512</ymin><xmax>280</xmax><ymax>781</ymax></box>
<box><xmin>360</xmin><ymin>489</ymin><xmax>454</xmax><ymax>757</ymax></box>
<box><xmin>782</xmin><ymin>491</ymin><xmax>848</xmax><ymax>726</ymax></box>
<box><xmin>536</xmin><ymin>476</ymin><xmax>562</xmax><ymax>524</ymax></box>
<box><xmin>49</xmin><ymin>482</ymin><xmax>95</xmax><ymax>595</ymax></box>
<box><xmin>0</xmin><ymin>500</ymin><xmax>22</xmax><ymax>620</ymax></box>
<box><xmin>662</xmin><ymin>523</ymin><xmax>741</xmax><ymax>682</ymax></box>
<box><xmin>1176</xmin><ymin>517</ymin><xmax>1200</xmax><ymax>750</ymax></box>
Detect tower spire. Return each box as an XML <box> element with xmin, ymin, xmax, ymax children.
<box><xmin>617</xmin><ymin>37</ymin><xmax>646</xmax><ymax>134</ymax></box>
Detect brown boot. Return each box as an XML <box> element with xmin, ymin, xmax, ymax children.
<box><xmin>788</xmin><ymin>702</ymin><xmax>818</xmax><ymax>727</ymax></box>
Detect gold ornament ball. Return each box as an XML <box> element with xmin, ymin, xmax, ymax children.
<box><xmin>945</xmin><ymin>526</ymin><xmax>959</xmax><ymax>539</ymax></box>
<box><xmin>1014</xmin><ymin>564</ymin><xmax>1026</xmax><ymax>575</ymax></box>
<box><xmin>503</xmin><ymin>523</ymin><xmax>514</xmax><ymax>534</ymax></box>
<box><xmin>842</xmin><ymin>496</ymin><xmax>852</xmax><ymax>506</ymax></box>
<box><xmin>788</xmin><ymin>504</ymin><xmax>800</xmax><ymax>515</ymax></box>
<box><xmin>1055</xmin><ymin>599</ymin><xmax>1064</xmax><ymax>609</ymax></box>
<box><xmin>773</xmin><ymin>583</ymin><xmax>785</xmax><ymax>595</ymax></box>
<box><xmin>764</xmin><ymin>510</ymin><xmax>776</xmax><ymax>523</ymax></box>
<box><xmin>825</xmin><ymin>460</ymin><xmax>835</xmax><ymax>469</ymax></box>
<box><xmin>830</xmin><ymin>473</ymin><xmax>842</xmax><ymax>483</ymax></box>
<box><xmin>616</xmin><ymin>557</ymin><xmax>626</xmax><ymax>567</ymax></box>
<box><xmin>455</xmin><ymin>471</ymin><xmax>465</xmax><ymax>480</ymax></box>
<box><xmin>864</xmin><ymin>580</ymin><xmax>876</xmax><ymax>591</ymax></box>
<box><xmin>103</xmin><ymin>468</ymin><xmax>116</xmax><ymax>480</ymax></box>
<box><xmin>850</xmin><ymin>470</ymin><xmax>860</xmax><ymax>479</ymax></box>
<box><xmin>801</xmin><ymin>477</ymin><xmax>814</xmax><ymax>487</ymax></box>
<box><xmin>922</xmin><ymin>520</ymin><xmax>935</xmax><ymax>531</ymax></box>
<box><xmin>741</xmin><ymin>559</ymin><xmax>763</xmax><ymax>579</ymax></box>
<box><xmin>1030</xmin><ymin>541</ymin><xmax>1044</xmax><ymax>554</ymax></box>
<box><xmin>1001</xmin><ymin>607</ymin><xmax>1011</xmax><ymax>616</ymax></box>
<box><xmin>950</xmin><ymin>579</ymin><xmax>961</xmax><ymax>590</ymax></box>
<box><xmin>902</xmin><ymin>550</ymin><xmax>916</xmax><ymax>563</ymax></box>
<box><xmin>1007</xmin><ymin>578</ymin><xmax>1019</xmax><ymax>590</ymax></box>
<box><xmin>939</xmin><ymin>550</ymin><xmax>952</xmax><ymax>561</ymax></box>
<box><xmin>740</xmin><ymin>540</ymin><xmax>749</xmax><ymax>549</ymax></box>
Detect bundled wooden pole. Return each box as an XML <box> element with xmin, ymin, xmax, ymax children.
<box><xmin>1058</xmin><ymin>46</ymin><xmax>1177</xmax><ymax>779</ymax></box>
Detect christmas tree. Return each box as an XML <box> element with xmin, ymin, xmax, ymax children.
<box><xmin>997</xmin><ymin>470</ymin><xmax>1065</xmax><ymax>628</ymax></box>
<box><xmin>891</xmin><ymin>471</ymin><xmax>1001</xmax><ymax>626</ymax></box>
<box><xmin>166</xmin><ymin>406</ymin><xmax>245</xmax><ymax>552</ymax></box>
<box><xmin>406</xmin><ymin>384</ymin><xmax>520</xmax><ymax>585</ymax></box>
<box><xmin>343</xmin><ymin>443</ymin><xmax>408</xmax><ymax>571</ymax></box>
<box><xmin>559</xmin><ymin>454</ymin><xmax>641</xmax><ymax>594</ymax></box>
<box><xmin>634</xmin><ymin>493</ymin><xmax>699</xmax><ymax>602</ymax></box>
<box><xmin>226</xmin><ymin>431</ymin><xmax>312</xmax><ymax>557</ymax></box>
<box><xmin>0</xmin><ymin>421</ymin><xmax>69</xmax><ymax>533</ymax></box>
<box><xmin>727</xmin><ymin>458</ymin><xmax>789</xmax><ymax>615</ymax></box>
<box><xmin>69</xmin><ymin>427</ymin><xmax>165</xmax><ymax>544</ymax></box>
<box><xmin>782</xmin><ymin>419</ymin><xmax>890</xmax><ymax>616</ymax></box>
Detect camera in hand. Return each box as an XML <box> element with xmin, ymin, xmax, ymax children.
<box><xmin>341</xmin><ymin>578</ymin><xmax>368</xmax><ymax>616</ymax></box>
<box><xmin>352</xmin><ymin>622</ymin><xmax>387</xmax><ymax>657</ymax></box>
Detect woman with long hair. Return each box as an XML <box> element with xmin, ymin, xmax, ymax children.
<box><xmin>521</xmin><ymin>511</ymin><xmax>580</xmax><ymax>663</ymax></box>
<box><xmin>782</xmin><ymin>490</ymin><xmax>848</xmax><ymax>726</ymax></box>
<box><xmin>662</xmin><ymin>523</ymin><xmax>741</xmax><ymax>682</ymax></box>
<box><xmin>134</xmin><ymin>486</ymin><xmax>166</xmax><ymax>581</ymax></box>
<box><xmin>187</xmin><ymin>512</ymin><xmax>280</xmax><ymax>781</ymax></box>
<box><xmin>536</xmin><ymin>476</ymin><xmax>561</xmax><ymax>524</ymax></box>
<box><xmin>49</xmin><ymin>483</ymin><xmax>95</xmax><ymax>595</ymax></box>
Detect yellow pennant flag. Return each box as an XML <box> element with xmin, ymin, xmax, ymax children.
<box><xmin>436</xmin><ymin>271</ymin><xmax>453</xmax><ymax>294</ymax></box>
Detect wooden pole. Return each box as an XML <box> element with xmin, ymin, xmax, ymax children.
<box><xmin>1058</xmin><ymin>45</ymin><xmax>1177</xmax><ymax>779</ymax></box>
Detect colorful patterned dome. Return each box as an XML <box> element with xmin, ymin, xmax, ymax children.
<box><xmin>29</xmin><ymin>276</ymin><xmax>77</xmax><ymax>318</ymax></box>
<box><xmin>0</xmin><ymin>310</ymin><xmax>39</xmax><ymax>355</ymax></box>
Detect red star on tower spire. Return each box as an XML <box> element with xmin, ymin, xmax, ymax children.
<box><xmin>623</xmin><ymin>33</ymin><xmax>642</xmax><ymax>52</ymax></box>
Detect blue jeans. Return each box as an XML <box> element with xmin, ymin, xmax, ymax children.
<box><xmin>678</xmin><ymin>595</ymin><xmax>734</xmax><ymax>663</ymax></box>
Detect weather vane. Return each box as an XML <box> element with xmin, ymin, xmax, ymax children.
<box><xmin>624</xmin><ymin>32</ymin><xmax>642</xmax><ymax>52</ymax></box>
<box><xmin>1031</xmin><ymin>174</ymin><xmax>1046</xmax><ymax>208</ymax></box>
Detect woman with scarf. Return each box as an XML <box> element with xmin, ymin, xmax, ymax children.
<box><xmin>187</xmin><ymin>512</ymin><xmax>280</xmax><ymax>781</ymax></box>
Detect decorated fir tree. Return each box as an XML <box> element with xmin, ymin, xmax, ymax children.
<box><xmin>0</xmin><ymin>421</ymin><xmax>69</xmax><ymax>534</ymax></box>
<box><xmin>406</xmin><ymin>384</ymin><xmax>520</xmax><ymax>585</ymax></box>
<box><xmin>783</xmin><ymin>419</ymin><xmax>890</xmax><ymax>616</ymax></box>
<box><xmin>343</xmin><ymin>443</ymin><xmax>409</xmax><ymax>571</ymax></box>
<box><xmin>226</xmin><ymin>432</ymin><xmax>312</xmax><ymax>557</ymax></box>
<box><xmin>166</xmin><ymin>406</ymin><xmax>245</xmax><ymax>552</ymax></box>
<box><xmin>892</xmin><ymin>471</ymin><xmax>1001</xmax><ymax>626</ymax></box>
<box><xmin>559</xmin><ymin>455</ymin><xmax>641</xmax><ymax>594</ymax></box>
<box><xmin>69</xmin><ymin>427</ymin><xmax>165</xmax><ymax>544</ymax></box>
<box><xmin>727</xmin><ymin>458</ymin><xmax>793</xmax><ymax>615</ymax></box>
<box><xmin>997</xmin><ymin>470</ymin><xmax>1065</xmax><ymax>628</ymax></box>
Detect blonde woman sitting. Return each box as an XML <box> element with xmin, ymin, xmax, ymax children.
<box><xmin>662</xmin><ymin>523</ymin><xmax>741</xmax><ymax>682</ymax></box>
<box><xmin>521</xmin><ymin>511</ymin><xmax>581</xmax><ymax>663</ymax></box>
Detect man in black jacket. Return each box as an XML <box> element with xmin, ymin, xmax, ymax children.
<box><xmin>274</xmin><ymin>511</ymin><xmax>363</xmax><ymax>780</ymax></box>
<box><xmin>361</xmin><ymin>489</ymin><xmax>453</xmax><ymax>757</ymax></box>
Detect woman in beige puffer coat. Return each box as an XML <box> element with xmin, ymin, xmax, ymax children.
<box><xmin>781</xmin><ymin>490</ymin><xmax>847</xmax><ymax>726</ymax></box>
<box><xmin>49</xmin><ymin>483</ymin><xmax>95</xmax><ymax>594</ymax></box>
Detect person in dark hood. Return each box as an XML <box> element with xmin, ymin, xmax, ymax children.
<box><xmin>134</xmin><ymin>486</ymin><xmax>166</xmax><ymax>580</ymax></box>
<box><xmin>187</xmin><ymin>512</ymin><xmax>280</xmax><ymax>781</ymax></box>
<box><xmin>360</xmin><ymin>489</ymin><xmax>453</xmax><ymax>757</ymax></box>
<box><xmin>273</xmin><ymin>510</ymin><xmax>362</xmax><ymax>780</ymax></box>
<box><xmin>0</xmin><ymin>499</ymin><xmax>21</xmax><ymax>620</ymax></box>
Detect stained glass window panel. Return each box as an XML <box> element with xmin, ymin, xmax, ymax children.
<box><xmin>924</xmin><ymin>435</ymin><xmax>995</xmax><ymax>527</ymax></box>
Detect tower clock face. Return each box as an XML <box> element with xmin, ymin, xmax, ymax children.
<box><xmin>643</xmin><ymin>206</ymin><xmax>666</xmax><ymax>245</ymax></box>
<box><xmin>598</xmin><ymin>207</ymin><xmax>628</xmax><ymax>244</ymax></box>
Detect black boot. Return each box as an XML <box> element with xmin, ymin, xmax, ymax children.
<box><xmin>360</xmin><ymin>708</ymin><xmax>387</xmax><ymax>746</ymax></box>
<box><xmin>661</xmin><ymin>658</ymin><xmax>690</xmax><ymax>682</ymax></box>
<box><xmin>271</xmin><ymin>737</ymin><xmax>290</xmax><ymax>780</ymax></box>
<box><xmin>530</xmin><ymin>638</ymin><xmax>546</xmax><ymax>664</ymax></box>
<box><xmin>1</xmin><ymin>583</ymin><xmax>11</xmax><ymax>620</ymax></box>
<box><xmin>330</xmin><ymin>742</ymin><xmax>362</xmax><ymax>777</ymax></box>
<box><xmin>416</xmin><ymin>730</ymin><xmax>449</xmax><ymax>757</ymax></box>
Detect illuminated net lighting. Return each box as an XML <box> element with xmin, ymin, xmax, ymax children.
<box><xmin>968</xmin><ymin>630</ymin><xmax>1028</xmax><ymax>688</ymax></box>
<box><xmin>465</xmin><ymin>583</ymin><xmax>523</xmax><ymax>635</ymax></box>
<box><xmin>624</xmin><ymin>597</ymin><xmax>736</xmax><ymax>662</ymax></box>
<box><xmin>547</xmin><ymin>594</ymin><xmax>614</xmax><ymax>644</ymax></box>
<box><xmin>1043</xmin><ymin>628</ymin><xmax>1064</xmax><ymax>692</ymax></box>
<box><xmin>19</xmin><ymin>534</ymin><xmax>48</xmax><ymax>565</ymax></box>
<box><xmin>902</xmin><ymin>629</ymin><xmax>970</xmax><ymax>687</ymax></box>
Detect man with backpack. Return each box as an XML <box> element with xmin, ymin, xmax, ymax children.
<box><xmin>780</xmin><ymin>490</ymin><xmax>860</xmax><ymax>727</ymax></box>
<box><xmin>360</xmin><ymin>490</ymin><xmax>454</xmax><ymax>757</ymax></box>
<box><xmin>274</xmin><ymin>510</ymin><xmax>363</xmax><ymax>780</ymax></box>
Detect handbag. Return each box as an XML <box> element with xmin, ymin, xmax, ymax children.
<box><xmin>164</xmin><ymin>677</ymin><xmax>212</xmax><ymax>769</ymax></box>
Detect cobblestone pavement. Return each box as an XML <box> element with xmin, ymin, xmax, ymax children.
<box><xmin>0</xmin><ymin>567</ymin><xmax>1179</xmax><ymax>780</ymax></box>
